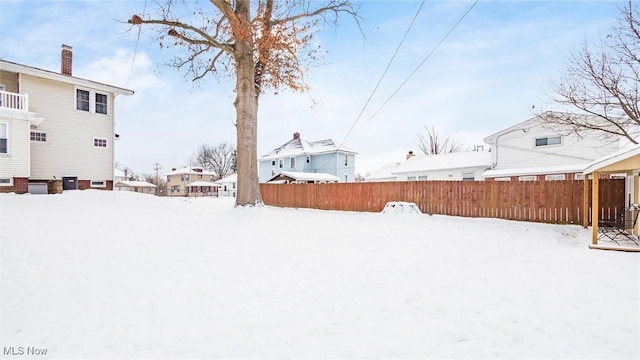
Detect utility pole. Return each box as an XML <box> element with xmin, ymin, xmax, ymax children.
<box><xmin>153</xmin><ymin>163</ymin><xmax>161</xmax><ymax>196</ymax></box>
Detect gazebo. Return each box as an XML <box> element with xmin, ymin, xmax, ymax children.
<box><xmin>583</xmin><ymin>145</ymin><xmax>640</xmax><ymax>251</ymax></box>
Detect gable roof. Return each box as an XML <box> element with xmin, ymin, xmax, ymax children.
<box><xmin>0</xmin><ymin>59</ymin><xmax>134</xmax><ymax>96</ymax></box>
<box><xmin>214</xmin><ymin>173</ymin><xmax>237</xmax><ymax>184</ymax></box>
<box><xmin>260</xmin><ymin>134</ymin><xmax>357</xmax><ymax>160</ymax></box>
<box><xmin>165</xmin><ymin>166</ymin><xmax>216</xmax><ymax>176</ymax></box>
<box><xmin>392</xmin><ymin>151</ymin><xmax>492</xmax><ymax>175</ymax></box>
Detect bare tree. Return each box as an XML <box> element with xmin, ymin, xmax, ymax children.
<box><xmin>128</xmin><ymin>0</ymin><xmax>361</xmax><ymax>205</ymax></box>
<box><xmin>542</xmin><ymin>1</ymin><xmax>640</xmax><ymax>144</ymax></box>
<box><xmin>190</xmin><ymin>142</ymin><xmax>236</xmax><ymax>180</ymax></box>
<box><xmin>417</xmin><ymin>125</ymin><xmax>466</xmax><ymax>155</ymax></box>
<box><xmin>141</xmin><ymin>173</ymin><xmax>168</xmax><ymax>196</ymax></box>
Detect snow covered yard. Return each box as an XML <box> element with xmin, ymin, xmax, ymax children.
<box><xmin>1</xmin><ymin>191</ymin><xmax>638</xmax><ymax>359</ymax></box>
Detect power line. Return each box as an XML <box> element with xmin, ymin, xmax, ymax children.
<box><xmin>344</xmin><ymin>0</ymin><xmax>480</xmax><ymax>145</ymax></box>
<box><xmin>340</xmin><ymin>0</ymin><xmax>426</xmax><ymax>146</ymax></box>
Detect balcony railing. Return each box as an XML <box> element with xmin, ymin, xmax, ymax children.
<box><xmin>0</xmin><ymin>90</ymin><xmax>28</xmax><ymax>111</ymax></box>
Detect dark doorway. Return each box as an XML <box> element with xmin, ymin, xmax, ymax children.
<box><xmin>62</xmin><ymin>177</ymin><xmax>78</xmax><ymax>190</ymax></box>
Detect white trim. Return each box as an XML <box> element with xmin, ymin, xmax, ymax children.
<box><xmin>90</xmin><ymin>180</ymin><xmax>106</xmax><ymax>188</ymax></box>
<box><xmin>545</xmin><ymin>174</ymin><xmax>565</xmax><ymax>181</ymax></box>
<box><xmin>75</xmin><ymin>86</ymin><xmax>110</xmax><ymax>115</ymax></box>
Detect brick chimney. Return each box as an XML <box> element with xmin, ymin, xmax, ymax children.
<box><xmin>61</xmin><ymin>44</ymin><xmax>73</xmax><ymax>76</ymax></box>
<box><xmin>293</xmin><ymin>132</ymin><xmax>300</xmax><ymax>140</ymax></box>
<box><xmin>406</xmin><ymin>151</ymin><xmax>415</xmax><ymax>160</ymax></box>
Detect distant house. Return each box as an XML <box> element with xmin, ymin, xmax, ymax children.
<box><xmin>258</xmin><ymin>132</ymin><xmax>357</xmax><ymax>183</ymax></box>
<box><xmin>0</xmin><ymin>45</ymin><xmax>134</xmax><ymax>194</ymax></box>
<box><xmin>114</xmin><ymin>180</ymin><xmax>156</xmax><ymax>194</ymax></box>
<box><xmin>392</xmin><ymin>150</ymin><xmax>492</xmax><ymax>181</ymax></box>
<box><xmin>364</xmin><ymin>163</ymin><xmax>400</xmax><ymax>182</ymax></box>
<box><xmin>114</xmin><ymin>168</ymin><xmax>128</xmax><ymax>183</ymax></box>
<box><xmin>266</xmin><ymin>170</ymin><xmax>340</xmax><ymax>184</ymax></box>
<box><xmin>483</xmin><ymin>112</ymin><xmax>621</xmax><ymax>181</ymax></box>
<box><xmin>165</xmin><ymin>166</ymin><xmax>220</xmax><ymax>197</ymax></box>
<box><xmin>215</xmin><ymin>173</ymin><xmax>237</xmax><ymax>197</ymax></box>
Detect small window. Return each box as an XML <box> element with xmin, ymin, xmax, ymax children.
<box><xmin>271</xmin><ymin>160</ymin><xmax>276</xmax><ymax>166</ymax></box>
<box><xmin>76</xmin><ymin>89</ymin><xmax>90</xmax><ymax>111</ymax></box>
<box><xmin>90</xmin><ymin>180</ymin><xmax>105</xmax><ymax>187</ymax></box>
<box><xmin>278</xmin><ymin>159</ymin><xmax>283</xmax><ymax>169</ymax></box>
<box><xmin>418</xmin><ymin>176</ymin><xmax>428</xmax><ymax>181</ymax></box>
<box><xmin>232</xmin><ymin>182</ymin><xmax>236</xmax><ymax>189</ymax></box>
<box><xmin>93</xmin><ymin>138</ymin><xmax>107</xmax><ymax>148</ymax></box>
<box><xmin>535</xmin><ymin>136</ymin><xmax>561</xmax><ymax>147</ymax></box>
<box><xmin>290</xmin><ymin>157</ymin><xmax>296</xmax><ymax>168</ymax></box>
<box><xmin>30</xmin><ymin>131</ymin><xmax>47</xmax><ymax>142</ymax></box>
<box><xmin>271</xmin><ymin>169</ymin><xmax>276</xmax><ymax>176</ymax></box>
<box><xmin>462</xmin><ymin>172</ymin><xmax>475</xmax><ymax>181</ymax></box>
<box><xmin>306</xmin><ymin>155</ymin><xmax>310</xmax><ymax>163</ymax></box>
<box><xmin>575</xmin><ymin>173</ymin><xmax>585</xmax><ymax>180</ymax></box>
<box><xmin>407</xmin><ymin>176</ymin><xmax>416</xmax><ymax>181</ymax></box>
<box><xmin>545</xmin><ymin>174</ymin><xmax>565</xmax><ymax>181</ymax></box>
<box><xmin>95</xmin><ymin>93</ymin><xmax>108</xmax><ymax>114</ymax></box>
<box><xmin>345</xmin><ymin>155</ymin><xmax>348</xmax><ymax>166</ymax></box>
<box><xmin>166</xmin><ymin>176</ymin><xmax>171</xmax><ymax>183</ymax></box>
<box><xmin>0</xmin><ymin>84</ymin><xmax>5</xmax><ymax>107</ymax></box>
<box><xmin>0</xmin><ymin>123</ymin><xmax>7</xmax><ymax>154</ymax></box>
<box><xmin>494</xmin><ymin>177</ymin><xmax>512</xmax><ymax>182</ymax></box>
<box><xmin>518</xmin><ymin>175</ymin><xmax>537</xmax><ymax>181</ymax></box>
<box><xmin>0</xmin><ymin>178</ymin><xmax>11</xmax><ymax>185</ymax></box>
<box><xmin>171</xmin><ymin>185</ymin><xmax>180</xmax><ymax>192</ymax></box>
<box><xmin>198</xmin><ymin>174</ymin><xmax>203</xmax><ymax>179</ymax></box>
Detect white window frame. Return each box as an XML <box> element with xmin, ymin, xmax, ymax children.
<box><xmin>574</xmin><ymin>173</ymin><xmax>585</xmax><ymax>180</ymax></box>
<box><xmin>545</xmin><ymin>174</ymin><xmax>565</xmax><ymax>181</ymax></box>
<box><xmin>494</xmin><ymin>177</ymin><xmax>512</xmax><ymax>182</ymax></box>
<box><xmin>0</xmin><ymin>177</ymin><xmax>12</xmax><ymax>186</ymax></box>
<box><xmin>0</xmin><ymin>122</ymin><xmax>8</xmax><ymax>155</ymax></box>
<box><xmin>95</xmin><ymin>93</ymin><xmax>108</xmax><ymax>114</ymax></box>
<box><xmin>518</xmin><ymin>175</ymin><xmax>537</xmax><ymax>182</ymax></box>
<box><xmin>75</xmin><ymin>86</ymin><xmax>109</xmax><ymax>115</ymax></box>
<box><xmin>90</xmin><ymin>180</ymin><xmax>106</xmax><ymax>188</ymax></box>
<box><xmin>407</xmin><ymin>176</ymin><xmax>416</xmax><ymax>181</ymax></box>
<box><xmin>418</xmin><ymin>175</ymin><xmax>428</xmax><ymax>181</ymax></box>
<box><xmin>462</xmin><ymin>172</ymin><xmax>475</xmax><ymax>181</ymax></box>
<box><xmin>278</xmin><ymin>159</ymin><xmax>284</xmax><ymax>169</ymax></box>
<box><xmin>535</xmin><ymin>136</ymin><xmax>562</xmax><ymax>147</ymax></box>
<box><xmin>93</xmin><ymin>137</ymin><xmax>108</xmax><ymax>148</ymax></box>
<box><xmin>30</xmin><ymin>131</ymin><xmax>48</xmax><ymax>143</ymax></box>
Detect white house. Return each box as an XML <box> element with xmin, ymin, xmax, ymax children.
<box><xmin>258</xmin><ymin>132</ymin><xmax>358</xmax><ymax>183</ymax></box>
<box><xmin>392</xmin><ymin>150</ymin><xmax>492</xmax><ymax>181</ymax></box>
<box><xmin>215</xmin><ymin>173</ymin><xmax>237</xmax><ymax>197</ymax></box>
<box><xmin>266</xmin><ymin>170</ymin><xmax>341</xmax><ymax>184</ymax></box>
<box><xmin>483</xmin><ymin>112</ymin><xmax>620</xmax><ymax>181</ymax></box>
<box><xmin>0</xmin><ymin>45</ymin><xmax>134</xmax><ymax>193</ymax></box>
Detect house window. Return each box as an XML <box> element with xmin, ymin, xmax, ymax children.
<box><xmin>171</xmin><ymin>185</ymin><xmax>180</xmax><ymax>192</ymax></box>
<box><xmin>407</xmin><ymin>176</ymin><xmax>416</xmax><ymax>181</ymax></box>
<box><xmin>575</xmin><ymin>173</ymin><xmax>585</xmax><ymax>180</ymax></box>
<box><xmin>345</xmin><ymin>155</ymin><xmax>348</xmax><ymax>166</ymax></box>
<box><xmin>0</xmin><ymin>178</ymin><xmax>11</xmax><ymax>186</ymax></box>
<box><xmin>494</xmin><ymin>177</ymin><xmax>511</xmax><ymax>181</ymax></box>
<box><xmin>90</xmin><ymin>180</ymin><xmax>106</xmax><ymax>187</ymax></box>
<box><xmin>232</xmin><ymin>182</ymin><xmax>236</xmax><ymax>189</ymax></box>
<box><xmin>0</xmin><ymin>123</ymin><xmax>7</xmax><ymax>154</ymax></box>
<box><xmin>462</xmin><ymin>172</ymin><xmax>475</xmax><ymax>181</ymax></box>
<box><xmin>93</xmin><ymin>138</ymin><xmax>107</xmax><ymax>148</ymax></box>
<box><xmin>198</xmin><ymin>174</ymin><xmax>203</xmax><ymax>179</ymax></box>
<box><xmin>306</xmin><ymin>155</ymin><xmax>311</xmax><ymax>163</ymax></box>
<box><xmin>271</xmin><ymin>160</ymin><xmax>276</xmax><ymax>166</ymax></box>
<box><xmin>76</xmin><ymin>89</ymin><xmax>90</xmax><ymax>111</ymax></box>
<box><xmin>181</xmin><ymin>174</ymin><xmax>190</xmax><ymax>181</ymax></box>
<box><xmin>418</xmin><ymin>176</ymin><xmax>428</xmax><ymax>181</ymax></box>
<box><xmin>278</xmin><ymin>159</ymin><xmax>283</xmax><ymax>168</ymax></box>
<box><xmin>290</xmin><ymin>157</ymin><xmax>296</xmax><ymax>168</ymax></box>
<box><xmin>535</xmin><ymin>136</ymin><xmax>561</xmax><ymax>147</ymax></box>
<box><xmin>95</xmin><ymin>93</ymin><xmax>108</xmax><ymax>114</ymax></box>
<box><xmin>271</xmin><ymin>169</ymin><xmax>276</xmax><ymax>176</ymax></box>
<box><xmin>0</xmin><ymin>84</ymin><xmax>5</xmax><ymax>107</ymax></box>
<box><xmin>545</xmin><ymin>174</ymin><xmax>565</xmax><ymax>181</ymax></box>
<box><xmin>518</xmin><ymin>175</ymin><xmax>537</xmax><ymax>181</ymax></box>
<box><xmin>30</xmin><ymin>131</ymin><xmax>47</xmax><ymax>142</ymax></box>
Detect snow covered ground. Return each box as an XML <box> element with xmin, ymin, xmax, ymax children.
<box><xmin>1</xmin><ymin>190</ymin><xmax>638</xmax><ymax>359</ymax></box>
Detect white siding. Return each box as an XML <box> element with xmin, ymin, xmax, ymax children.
<box><xmin>395</xmin><ymin>166</ymin><xmax>487</xmax><ymax>181</ymax></box>
<box><xmin>490</xmin><ymin>122</ymin><xmax>619</xmax><ymax>170</ymax></box>
<box><xmin>21</xmin><ymin>74</ymin><xmax>114</xmax><ymax>181</ymax></box>
<box><xmin>0</xmin><ymin>115</ymin><xmax>30</xmax><ymax>178</ymax></box>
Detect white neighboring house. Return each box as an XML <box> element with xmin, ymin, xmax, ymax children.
<box><xmin>483</xmin><ymin>112</ymin><xmax>620</xmax><ymax>181</ymax></box>
<box><xmin>215</xmin><ymin>173</ymin><xmax>237</xmax><ymax>197</ymax></box>
<box><xmin>364</xmin><ymin>163</ymin><xmax>400</xmax><ymax>182</ymax></box>
<box><xmin>392</xmin><ymin>151</ymin><xmax>492</xmax><ymax>181</ymax></box>
<box><xmin>266</xmin><ymin>170</ymin><xmax>340</xmax><ymax>184</ymax></box>
<box><xmin>114</xmin><ymin>168</ymin><xmax>128</xmax><ymax>183</ymax></box>
<box><xmin>0</xmin><ymin>45</ymin><xmax>134</xmax><ymax>194</ymax></box>
<box><xmin>114</xmin><ymin>180</ymin><xmax>156</xmax><ymax>194</ymax></box>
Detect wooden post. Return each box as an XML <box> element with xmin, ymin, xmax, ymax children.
<box><xmin>592</xmin><ymin>171</ymin><xmax>600</xmax><ymax>245</ymax></box>
<box><xmin>583</xmin><ymin>176</ymin><xmax>590</xmax><ymax>228</ymax></box>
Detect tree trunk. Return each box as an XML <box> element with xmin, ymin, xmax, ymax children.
<box><xmin>234</xmin><ymin>0</ymin><xmax>262</xmax><ymax>206</ymax></box>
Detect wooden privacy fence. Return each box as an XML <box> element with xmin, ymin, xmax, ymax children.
<box><xmin>261</xmin><ymin>179</ymin><xmax>625</xmax><ymax>224</ymax></box>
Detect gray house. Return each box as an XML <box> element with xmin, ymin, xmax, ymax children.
<box><xmin>258</xmin><ymin>132</ymin><xmax>357</xmax><ymax>183</ymax></box>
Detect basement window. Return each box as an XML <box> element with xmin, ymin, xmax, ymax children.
<box><xmin>0</xmin><ymin>178</ymin><xmax>11</xmax><ymax>186</ymax></box>
<box><xmin>90</xmin><ymin>180</ymin><xmax>105</xmax><ymax>187</ymax></box>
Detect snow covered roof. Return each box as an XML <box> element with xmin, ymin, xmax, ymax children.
<box><xmin>483</xmin><ymin>163</ymin><xmax>589</xmax><ymax>178</ymax></box>
<box><xmin>268</xmin><ymin>171</ymin><xmax>340</xmax><ymax>183</ymax></box>
<box><xmin>165</xmin><ymin>166</ymin><xmax>216</xmax><ymax>176</ymax></box>
<box><xmin>365</xmin><ymin>164</ymin><xmax>400</xmax><ymax>181</ymax></box>
<box><xmin>260</xmin><ymin>133</ymin><xmax>357</xmax><ymax>160</ymax></box>
<box><xmin>392</xmin><ymin>151</ymin><xmax>491</xmax><ymax>175</ymax></box>
<box><xmin>115</xmin><ymin>181</ymin><xmax>156</xmax><ymax>188</ymax></box>
<box><xmin>114</xmin><ymin>168</ymin><xmax>126</xmax><ymax>178</ymax></box>
<box><xmin>583</xmin><ymin>144</ymin><xmax>640</xmax><ymax>174</ymax></box>
<box><xmin>214</xmin><ymin>173</ymin><xmax>237</xmax><ymax>184</ymax></box>
<box><xmin>188</xmin><ymin>181</ymin><xmax>221</xmax><ymax>187</ymax></box>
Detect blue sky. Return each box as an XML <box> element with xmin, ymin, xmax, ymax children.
<box><xmin>0</xmin><ymin>0</ymin><xmax>620</xmax><ymax>176</ymax></box>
